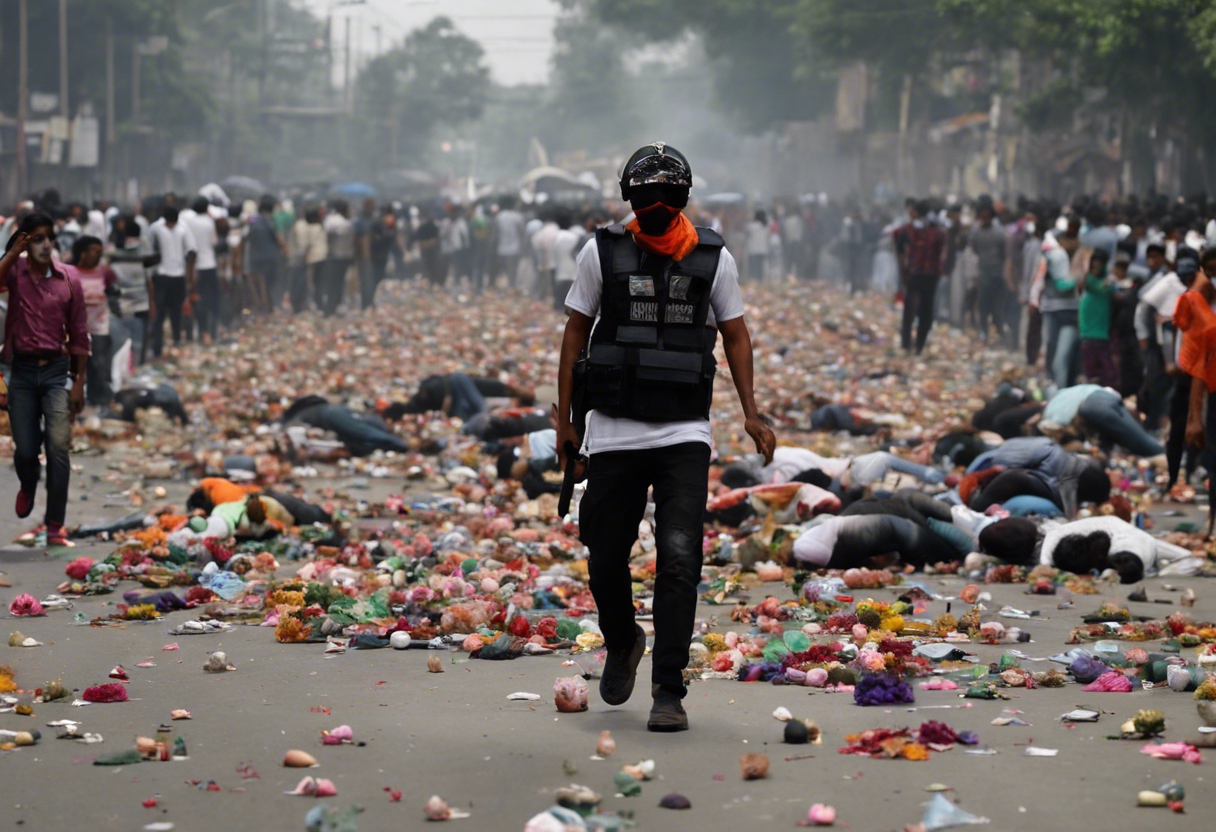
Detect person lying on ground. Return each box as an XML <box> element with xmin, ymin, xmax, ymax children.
<box><xmin>107</xmin><ymin>383</ymin><xmax>188</xmax><ymax>425</ymax></box>
<box><xmin>971</xmin><ymin>381</ymin><xmax>1044</xmax><ymax>438</ymax></box>
<box><xmin>186</xmin><ymin>477</ymin><xmax>330</xmax><ymax>525</ymax></box>
<box><xmin>840</xmin><ymin>489</ymin><xmax>975</xmax><ymax>558</ymax></box>
<box><xmin>808</xmin><ymin>403</ymin><xmax>881</xmax><ymax>436</ymax></box>
<box><xmin>382</xmin><ymin>373</ymin><xmax>535</xmax><ymax>422</ymax></box>
<box><xmin>964</xmin><ymin>436</ymin><xmax>1110</xmax><ymax>517</ymax></box>
<box><xmin>792</xmin><ymin>513</ymin><xmax>957</xmax><ymax>570</ymax></box>
<box><xmin>977</xmin><ymin>514</ymin><xmax>1200</xmax><ymax>580</ymax></box>
<box><xmin>761</xmin><ymin>446</ymin><xmax>945</xmax><ymax>489</ymax></box>
<box><xmin>933</xmin><ymin>429</ymin><xmax>992</xmax><ymax>468</ymax></box>
<box><xmin>496</xmin><ymin>427</ymin><xmax>562</xmax><ymax>499</ymax></box>
<box><xmin>281</xmin><ymin>395</ymin><xmax>409</xmax><ymax>456</ymax></box>
<box><xmin>461</xmin><ymin>406</ymin><xmax>552</xmax><ymax>441</ymax></box>
<box><xmin>964</xmin><ymin>460</ymin><xmax>1110</xmax><ymax>519</ymax></box>
<box><xmin>1034</xmin><ymin>383</ymin><xmax>1164</xmax><ymax>457</ymax></box>
<box><xmin>168</xmin><ymin>494</ymin><xmax>284</xmax><ymax>546</ymax></box>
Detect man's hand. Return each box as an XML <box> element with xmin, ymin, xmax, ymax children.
<box><xmin>8</xmin><ymin>232</ymin><xmax>30</xmax><ymax>255</ymax></box>
<box><xmin>69</xmin><ymin>380</ymin><xmax>85</xmax><ymax>418</ymax></box>
<box><xmin>556</xmin><ymin>422</ymin><xmax>583</xmax><ymax>475</ymax></box>
<box><xmin>1186</xmin><ymin>418</ymin><xmax>1205</xmax><ymax>449</ymax></box>
<box><xmin>745</xmin><ymin>414</ymin><xmax>776</xmax><ymax>464</ymax></box>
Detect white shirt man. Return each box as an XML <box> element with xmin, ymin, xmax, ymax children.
<box><xmin>180</xmin><ymin>208</ymin><xmax>219</xmax><ymax>272</ymax></box>
<box><xmin>148</xmin><ymin>215</ymin><xmax>198</xmax><ymax>278</ymax></box>
<box><xmin>563</xmin><ymin>234</ymin><xmax>744</xmax><ymax>455</ymax></box>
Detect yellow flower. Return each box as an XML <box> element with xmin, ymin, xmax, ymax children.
<box><xmin>124</xmin><ymin>604</ymin><xmax>160</xmax><ymax>620</ymax></box>
<box><xmin>880</xmin><ymin>614</ymin><xmax>905</xmax><ymax>633</ymax></box>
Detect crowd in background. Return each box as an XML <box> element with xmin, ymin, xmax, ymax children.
<box><xmin>8</xmin><ymin>183</ymin><xmax>1216</xmax><ymax>470</ymax></box>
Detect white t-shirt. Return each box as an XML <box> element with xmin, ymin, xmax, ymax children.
<box><xmin>148</xmin><ymin>219</ymin><xmax>198</xmax><ymax>278</ymax></box>
<box><xmin>1140</xmin><ymin>271</ymin><xmax>1186</xmax><ymax>319</ymax></box>
<box><xmin>553</xmin><ymin>228</ymin><xmax>581</xmax><ymax>283</ymax></box>
<box><xmin>180</xmin><ymin>209</ymin><xmax>219</xmax><ymax>270</ymax></box>
<box><xmin>526</xmin><ymin>428</ymin><xmax>557</xmax><ymax>460</ymax></box>
<box><xmin>532</xmin><ymin>222</ymin><xmax>559</xmax><ymax>272</ymax></box>
<box><xmin>564</xmin><ymin>233</ymin><xmax>745</xmax><ymax>455</ymax></box>
<box><xmin>763</xmin><ymin>447</ymin><xmax>850</xmax><ymax>483</ymax></box>
<box><xmin>1039</xmin><ymin>515</ymin><xmax>1191</xmax><ymax>574</ymax></box>
<box><xmin>792</xmin><ymin>516</ymin><xmax>871</xmax><ymax>566</ymax></box>
<box><xmin>495</xmin><ymin>210</ymin><xmax>526</xmax><ymax>256</ymax></box>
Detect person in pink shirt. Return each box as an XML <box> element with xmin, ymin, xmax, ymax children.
<box><xmin>0</xmin><ymin>213</ymin><xmax>90</xmax><ymax>548</ymax></box>
<box><xmin>67</xmin><ymin>235</ymin><xmax>117</xmax><ymax>407</ymax></box>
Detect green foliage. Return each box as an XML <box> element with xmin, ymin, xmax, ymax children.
<box><xmin>353</xmin><ymin>16</ymin><xmax>491</xmax><ymax>164</ymax></box>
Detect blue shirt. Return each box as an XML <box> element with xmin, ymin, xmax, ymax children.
<box><xmin>1043</xmin><ymin>384</ymin><xmax>1102</xmax><ymax>425</ymax></box>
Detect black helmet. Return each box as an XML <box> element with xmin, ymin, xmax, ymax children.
<box><xmin>619</xmin><ymin>142</ymin><xmax>692</xmax><ymax>201</ymax></box>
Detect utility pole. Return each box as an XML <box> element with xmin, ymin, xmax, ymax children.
<box><xmin>59</xmin><ymin>0</ymin><xmax>69</xmax><ymax>174</ymax></box>
<box><xmin>105</xmin><ymin>15</ymin><xmax>116</xmax><ymax>194</ymax></box>
<box><xmin>344</xmin><ymin>15</ymin><xmax>352</xmax><ymax>112</ymax></box>
<box><xmin>258</xmin><ymin>0</ymin><xmax>268</xmax><ymax>108</ymax></box>
<box><xmin>15</xmin><ymin>0</ymin><xmax>28</xmax><ymax>198</ymax></box>
<box><xmin>132</xmin><ymin>43</ymin><xmax>141</xmax><ymax>124</ymax></box>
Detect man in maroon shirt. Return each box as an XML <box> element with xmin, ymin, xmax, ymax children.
<box><xmin>0</xmin><ymin>213</ymin><xmax>90</xmax><ymax>548</ymax></box>
<box><xmin>893</xmin><ymin>200</ymin><xmax>945</xmax><ymax>355</ymax></box>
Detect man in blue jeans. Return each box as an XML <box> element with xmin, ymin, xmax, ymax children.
<box><xmin>0</xmin><ymin>214</ymin><xmax>90</xmax><ymax>548</ymax></box>
<box><xmin>1038</xmin><ymin>383</ymin><xmax>1164</xmax><ymax>457</ymax></box>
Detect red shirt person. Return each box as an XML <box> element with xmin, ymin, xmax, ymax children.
<box><xmin>0</xmin><ymin>213</ymin><xmax>90</xmax><ymax>547</ymax></box>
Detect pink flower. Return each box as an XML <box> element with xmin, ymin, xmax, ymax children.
<box><xmin>1140</xmin><ymin>742</ymin><xmax>1202</xmax><ymax>764</ymax></box>
<box><xmin>8</xmin><ymin>593</ymin><xmax>45</xmax><ymax>617</ymax></box>
<box><xmin>808</xmin><ymin>804</ymin><xmax>837</xmax><ymax>826</ymax></box>
<box><xmin>65</xmin><ymin>557</ymin><xmax>94</xmax><ymax>580</ymax></box>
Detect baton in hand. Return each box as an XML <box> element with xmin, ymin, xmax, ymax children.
<box><xmin>558</xmin><ymin>441</ymin><xmax>582</xmax><ymax>517</ymax></box>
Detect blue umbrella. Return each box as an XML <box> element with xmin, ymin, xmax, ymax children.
<box><xmin>332</xmin><ymin>182</ymin><xmax>377</xmax><ymax>197</ymax></box>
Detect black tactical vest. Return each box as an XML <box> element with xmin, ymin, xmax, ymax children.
<box><xmin>582</xmin><ymin>224</ymin><xmax>724</xmax><ymax>422</ymax></box>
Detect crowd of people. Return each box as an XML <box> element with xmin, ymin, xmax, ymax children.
<box><xmin>6</xmin><ymin>177</ymin><xmax>1216</xmax><ymax>554</ymax></box>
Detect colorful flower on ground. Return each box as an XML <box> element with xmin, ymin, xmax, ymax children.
<box><xmin>8</xmin><ymin>594</ymin><xmax>44</xmax><ymax>617</ymax></box>
<box><xmin>124</xmin><ymin>604</ymin><xmax>160</xmax><ymax>620</ymax></box>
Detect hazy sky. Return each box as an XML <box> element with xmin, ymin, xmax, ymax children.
<box><xmin>302</xmin><ymin>0</ymin><xmax>562</xmax><ymax>86</ymax></box>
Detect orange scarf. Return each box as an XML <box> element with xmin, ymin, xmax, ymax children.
<box><xmin>625</xmin><ymin>208</ymin><xmax>699</xmax><ymax>262</ymax></box>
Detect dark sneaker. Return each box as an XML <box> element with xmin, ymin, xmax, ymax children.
<box><xmin>647</xmin><ymin>687</ymin><xmax>688</xmax><ymax>732</ymax></box>
<box><xmin>599</xmin><ymin>624</ymin><xmax>646</xmax><ymax>706</ymax></box>
<box><xmin>15</xmin><ymin>490</ymin><xmax>34</xmax><ymax>519</ymax></box>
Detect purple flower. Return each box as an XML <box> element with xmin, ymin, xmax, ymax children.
<box><xmin>853</xmin><ymin>674</ymin><xmax>915</xmax><ymax>706</ymax></box>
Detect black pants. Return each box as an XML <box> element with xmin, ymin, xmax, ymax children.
<box><xmin>828</xmin><ymin>514</ymin><xmax>943</xmax><ymax>570</ymax></box>
<box><xmin>131</xmin><ymin>311</ymin><xmax>150</xmax><ymax>366</ymax></box>
<box><xmin>970</xmin><ymin>469</ymin><xmax>1059</xmax><ymax>512</ymax></box>
<box><xmin>290</xmin><ymin>264</ymin><xmax>312</xmax><ymax>313</ymax></box>
<box><xmin>900</xmin><ymin>273</ymin><xmax>939</xmax><ymax>354</ymax></box>
<box><xmin>322</xmin><ymin>258</ymin><xmax>351</xmax><ymax>315</ymax></box>
<box><xmin>579</xmin><ymin>442</ymin><xmax>710</xmax><ymax>699</ymax></box>
<box><xmin>977</xmin><ymin>280</ymin><xmax>1015</xmax><ymax>347</ymax></box>
<box><xmin>151</xmin><ymin>275</ymin><xmax>186</xmax><ymax>357</ymax></box>
<box><xmin>992</xmin><ymin>402</ymin><xmax>1044</xmax><ymax>439</ymax></box>
<box><xmin>1139</xmin><ymin>345</ymin><xmax>1173</xmax><ymax>431</ymax></box>
<box><xmin>1166</xmin><ymin>375</ymin><xmax>1195</xmax><ymax>488</ymax></box>
<box><xmin>1025</xmin><ymin>306</ymin><xmax>1042</xmax><ymax>366</ymax></box>
<box><xmin>196</xmin><ymin>268</ymin><xmax>220</xmax><ymax>340</ymax></box>
<box><xmin>86</xmin><ymin>333</ymin><xmax>112</xmax><ymax>407</ymax></box>
<box><xmin>358</xmin><ymin>261</ymin><xmax>379</xmax><ymax>309</ymax></box>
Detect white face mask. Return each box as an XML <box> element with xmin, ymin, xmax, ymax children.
<box><xmin>1026</xmin><ymin>221</ymin><xmax>1036</xmax><ymax>235</ymax></box>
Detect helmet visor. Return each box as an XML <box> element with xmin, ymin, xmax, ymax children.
<box><xmin>625</xmin><ymin>154</ymin><xmax>691</xmax><ymax>189</ymax></box>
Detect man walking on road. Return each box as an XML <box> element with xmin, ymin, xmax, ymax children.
<box><xmin>557</xmin><ymin>143</ymin><xmax>775</xmax><ymax>732</ymax></box>
<box><xmin>0</xmin><ymin>215</ymin><xmax>90</xmax><ymax>548</ymax></box>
